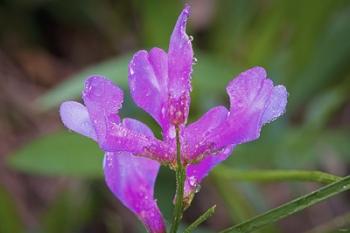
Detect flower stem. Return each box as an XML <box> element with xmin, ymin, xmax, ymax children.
<box><xmin>213</xmin><ymin>165</ymin><xmax>341</xmax><ymax>184</ymax></box>
<box><xmin>218</xmin><ymin>175</ymin><xmax>350</xmax><ymax>233</ymax></box>
<box><xmin>170</xmin><ymin>125</ymin><xmax>186</xmax><ymax>233</ymax></box>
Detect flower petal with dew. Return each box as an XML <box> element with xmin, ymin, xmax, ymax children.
<box><xmin>104</xmin><ymin>118</ymin><xmax>166</xmax><ymax>233</ymax></box>
<box><xmin>60</xmin><ymin>101</ymin><xmax>96</xmax><ymax>140</ymax></box>
<box><xmin>129</xmin><ymin>48</ymin><xmax>173</xmax><ymax>140</ymax></box>
<box><xmin>60</xmin><ymin>100</ymin><xmax>166</xmax><ymax>233</ymax></box>
<box><xmin>181</xmin><ymin>67</ymin><xmax>287</xmax><ymax>200</ymax></box>
<box><xmin>129</xmin><ymin>4</ymin><xmax>193</xmax><ymax>138</ymax></box>
<box><xmin>183</xmin><ymin>66</ymin><xmax>288</xmax><ymax>161</ymax></box>
<box><xmin>184</xmin><ymin>145</ymin><xmax>234</xmax><ymax>204</ymax></box>
<box><xmin>182</xmin><ymin>106</ymin><xmax>229</xmax><ymax>162</ymax></box>
<box><xmin>167</xmin><ymin>4</ymin><xmax>193</xmax><ymax>125</ymax></box>
<box><xmin>82</xmin><ymin>76</ymin><xmax>174</xmax><ymax>163</ymax></box>
<box><xmin>208</xmin><ymin>67</ymin><xmax>288</xmax><ymax>149</ymax></box>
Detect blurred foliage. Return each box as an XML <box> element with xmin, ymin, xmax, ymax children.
<box><xmin>0</xmin><ymin>187</ymin><xmax>23</xmax><ymax>233</ymax></box>
<box><xmin>42</xmin><ymin>186</ymin><xmax>95</xmax><ymax>233</ymax></box>
<box><xmin>9</xmin><ymin>131</ymin><xmax>102</xmax><ymax>177</ymax></box>
<box><xmin>3</xmin><ymin>0</ymin><xmax>350</xmax><ymax>232</ymax></box>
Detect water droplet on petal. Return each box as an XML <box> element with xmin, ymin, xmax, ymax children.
<box><xmin>192</xmin><ymin>57</ymin><xmax>198</xmax><ymax>65</ymax></box>
<box><xmin>161</xmin><ymin>106</ymin><xmax>166</xmax><ymax>116</ymax></box>
<box><xmin>195</xmin><ymin>184</ymin><xmax>201</xmax><ymax>193</ymax></box>
<box><xmin>189</xmin><ymin>35</ymin><xmax>194</xmax><ymax>41</ymax></box>
<box><xmin>188</xmin><ymin>176</ymin><xmax>197</xmax><ymax>187</ymax></box>
<box><xmin>168</xmin><ymin>127</ymin><xmax>176</xmax><ymax>139</ymax></box>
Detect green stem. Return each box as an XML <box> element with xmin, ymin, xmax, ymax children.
<box><xmin>218</xmin><ymin>175</ymin><xmax>350</xmax><ymax>233</ymax></box>
<box><xmin>213</xmin><ymin>165</ymin><xmax>341</xmax><ymax>184</ymax></box>
<box><xmin>169</xmin><ymin>126</ymin><xmax>186</xmax><ymax>233</ymax></box>
<box><xmin>184</xmin><ymin>205</ymin><xmax>216</xmax><ymax>233</ymax></box>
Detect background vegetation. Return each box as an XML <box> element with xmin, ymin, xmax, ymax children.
<box><xmin>0</xmin><ymin>0</ymin><xmax>349</xmax><ymax>232</ymax></box>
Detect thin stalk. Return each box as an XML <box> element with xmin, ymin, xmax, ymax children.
<box><xmin>183</xmin><ymin>205</ymin><xmax>216</xmax><ymax>233</ymax></box>
<box><xmin>170</xmin><ymin>125</ymin><xmax>186</xmax><ymax>233</ymax></box>
<box><xmin>213</xmin><ymin>165</ymin><xmax>341</xmax><ymax>184</ymax></box>
<box><xmin>218</xmin><ymin>175</ymin><xmax>350</xmax><ymax>233</ymax></box>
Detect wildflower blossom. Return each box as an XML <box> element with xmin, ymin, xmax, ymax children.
<box><xmin>60</xmin><ymin>4</ymin><xmax>287</xmax><ymax>233</ymax></box>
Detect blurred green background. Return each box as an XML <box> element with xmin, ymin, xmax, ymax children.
<box><xmin>0</xmin><ymin>0</ymin><xmax>349</xmax><ymax>232</ymax></box>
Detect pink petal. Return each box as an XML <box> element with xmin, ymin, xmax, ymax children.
<box><xmin>82</xmin><ymin>75</ymin><xmax>123</xmax><ymax>145</ymax></box>
<box><xmin>83</xmin><ymin>76</ymin><xmax>174</xmax><ymax>163</ymax></box>
<box><xmin>184</xmin><ymin>146</ymin><xmax>233</xmax><ymax>199</ymax></box>
<box><xmin>183</xmin><ymin>106</ymin><xmax>228</xmax><ymax>162</ymax></box>
<box><xmin>167</xmin><ymin>4</ymin><xmax>193</xmax><ymax>125</ymax></box>
<box><xmin>182</xmin><ymin>67</ymin><xmax>287</xmax><ymax>199</ymax></box>
<box><xmin>59</xmin><ymin>101</ymin><xmax>96</xmax><ymax>140</ymax></box>
<box><xmin>262</xmin><ymin>85</ymin><xmax>288</xmax><ymax>124</ymax></box>
<box><xmin>105</xmin><ymin>119</ymin><xmax>174</xmax><ymax>163</ymax></box>
<box><xmin>128</xmin><ymin>48</ymin><xmax>171</xmax><ymax>134</ymax></box>
<box><xmin>104</xmin><ymin>119</ymin><xmax>165</xmax><ymax>233</ymax></box>
<box><xmin>208</xmin><ymin>67</ymin><xmax>287</xmax><ymax>149</ymax></box>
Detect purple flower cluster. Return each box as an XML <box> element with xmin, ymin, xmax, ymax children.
<box><xmin>60</xmin><ymin>5</ymin><xmax>287</xmax><ymax>233</ymax></box>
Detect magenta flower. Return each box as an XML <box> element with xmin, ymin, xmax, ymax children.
<box><xmin>59</xmin><ymin>4</ymin><xmax>287</xmax><ymax>233</ymax></box>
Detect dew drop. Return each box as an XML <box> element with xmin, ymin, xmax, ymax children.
<box><xmin>102</xmin><ymin>155</ymin><xmax>107</xmax><ymax>169</ymax></box>
<box><xmin>168</xmin><ymin>127</ymin><xmax>176</xmax><ymax>139</ymax></box>
<box><xmin>175</xmin><ymin>111</ymin><xmax>182</xmax><ymax>119</ymax></box>
<box><xmin>192</xmin><ymin>57</ymin><xmax>198</xmax><ymax>65</ymax></box>
<box><xmin>188</xmin><ymin>176</ymin><xmax>197</xmax><ymax>187</ymax></box>
<box><xmin>195</xmin><ymin>184</ymin><xmax>201</xmax><ymax>193</ymax></box>
<box><xmin>189</xmin><ymin>35</ymin><xmax>194</xmax><ymax>41</ymax></box>
<box><xmin>161</xmin><ymin>106</ymin><xmax>166</xmax><ymax>116</ymax></box>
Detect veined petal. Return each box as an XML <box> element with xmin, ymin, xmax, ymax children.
<box><xmin>129</xmin><ymin>48</ymin><xmax>170</xmax><ymax>134</ymax></box>
<box><xmin>104</xmin><ymin>152</ymin><xmax>165</xmax><ymax>233</ymax></box>
<box><xmin>59</xmin><ymin>101</ymin><xmax>96</xmax><ymax>140</ymax></box>
<box><xmin>208</xmin><ymin>67</ymin><xmax>287</xmax><ymax>149</ymax></box>
<box><xmin>183</xmin><ymin>106</ymin><xmax>228</xmax><ymax>162</ymax></box>
<box><xmin>82</xmin><ymin>75</ymin><xmax>123</xmax><ymax>145</ymax></box>
<box><xmin>167</xmin><ymin>4</ymin><xmax>193</xmax><ymax>125</ymax></box>
<box><xmin>83</xmin><ymin>76</ymin><xmax>173</xmax><ymax>163</ymax></box>
<box><xmin>104</xmin><ymin>119</ymin><xmax>165</xmax><ymax>233</ymax></box>
<box><xmin>184</xmin><ymin>146</ymin><xmax>233</xmax><ymax>200</ymax></box>
<box><xmin>262</xmin><ymin>85</ymin><xmax>288</xmax><ymax>124</ymax></box>
<box><xmin>105</xmin><ymin>119</ymin><xmax>174</xmax><ymax>163</ymax></box>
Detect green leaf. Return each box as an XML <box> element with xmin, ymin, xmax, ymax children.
<box><xmin>184</xmin><ymin>205</ymin><xmax>216</xmax><ymax>233</ymax></box>
<box><xmin>0</xmin><ymin>186</ymin><xmax>23</xmax><ymax>233</ymax></box>
<box><xmin>213</xmin><ymin>166</ymin><xmax>341</xmax><ymax>184</ymax></box>
<box><xmin>218</xmin><ymin>175</ymin><xmax>350</xmax><ymax>233</ymax></box>
<box><xmin>8</xmin><ymin>130</ymin><xmax>102</xmax><ymax>178</ymax></box>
